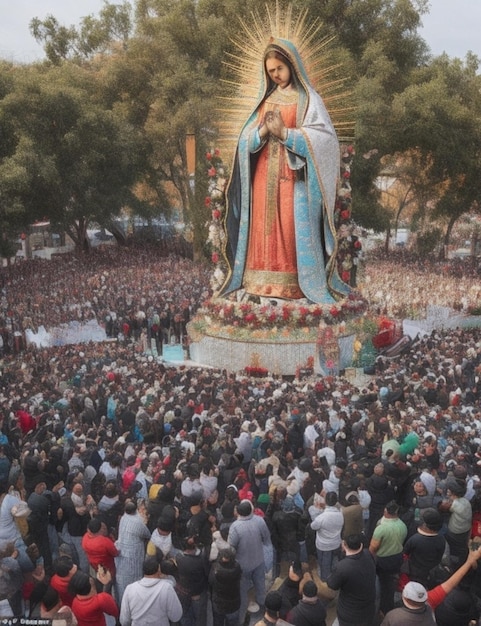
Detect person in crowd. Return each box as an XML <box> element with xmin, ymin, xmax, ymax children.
<box><xmin>81</xmin><ymin>517</ymin><xmax>119</xmax><ymax>580</ymax></box>
<box><xmin>50</xmin><ymin>556</ymin><xmax>77</xmax><ymax>608</ymax></box>
<box><xmin>325</xmin><ymin>533</ymin><xmax>377</xmax><ymax>626</ymax></box>
<box><xmin>119</xmin><ymin>555</ymin><xmax>182</xmax><ymax>626</ymax></box>
<box><xmin>114</xmin><ymin>500</ymin><xmax>150</xmax><ymax>605</ymax></box>
<box><xmin>228</xmin><ymin>499</ymin><xmax>272</xmax><ymax>622</ymax></box>
<box><xmin>209</xmin><ymin>546</ymin><xmax>242</xmax><ymax>626</ymax></box>
<box><xmin>439</xmin><ymin>476</ymin><xmax>472</xmax><ymax>567</ymax></box>
<box><xmin>310</xmin><ymin>491</ymin><xmax>344</xmax><ymax>582</ymax></box>
<box><xmin>27</xmin><ymin>478</ymin><xmax>63</xmax><ymax>571</ymax></box>
<box><xmin>175</xmin><ymin>534</ymin><xmax>210</xmax><ymax>626</ymax></box>
<box><xmin>369</xmin><ymin>500</ymin><xmax>408</xmax><ymax>617</ymax></box>
<box><xmin>270</xmin><ymin>494</ymin><xmax>302</xmax><ymax>577</ymax></box>
<box><xmin>340</xmin><ymin>490</ymin><xmax>364</xmax><ymax>539</ymax></box>
<box><xmin>58</xmin><ymin>482</ymin><xmax>95</xmax><ymax>573</ymax></box>
<box><xmin>253</xmin><ymin>590</ymin><xmax>284</xmax><ymax>626</ymax></box>
<box><xmin>285</xmin><ymin>579</ymin><xmax>327</xmax><ymax>626</ymax></box>
<box><xmin>0</xmin><ymin>468</ymin><xmax>36</xmax><ymax>576</ymax></box>
<box><xmin>402</xmin><ymin>507</ymin><xmax>446</xmax><ymax>589</ymax></box>
<box><xmin>39</xmin><ymin>586</ymin><xmax>78</xmax><ymax>626</ymax></box>
<box><xmin>69</xmin><ymin>568</ymin><xmax>118</xmax><ymax>626</ymax></box>
<box><xmin>382</xmin><ymin>546</ymin><xmax>481</xmax><ymax>625</ymax></box>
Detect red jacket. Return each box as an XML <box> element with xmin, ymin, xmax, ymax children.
<box><xmin>50</xmin><ymin>574</ymin><xmax>74</xmax><ymax>607</ymax></box>
<box><xmin>81</xmin><ymin>532</ymin><xmax>119</xmax><ymax>577</ymax></box>
<box><xmin>72</xmin><ymin>592</ymin><xmax>119</xmax><ymax>626</ymax></box>
<box><xmin>15</xmin><ymin>410</ymin><xmax>36</xmax><ymax>435</ymax></box>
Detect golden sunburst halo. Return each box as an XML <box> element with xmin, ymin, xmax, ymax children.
<box><xmin>216</xmin><ymin>1</ymin><xmax>356</xmax><ymax>160</ymax></box>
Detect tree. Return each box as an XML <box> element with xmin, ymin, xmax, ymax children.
<box><xmin>389</xmin><ymin>54</ymin><xmax>481</xmax><ymax>256</ymax></box>
<box><xmin>30</xmin><ymin>1</ymin><xmax>133</xmax><ymax>64</ymax></box>
<box><xmin>8</xmin><ymin>0</ymin><xmax>481</xmax><ymax>261</ymax></box>
<box><xmin>0</xmin><ymin>63</ymin><xmax>144</xmax><ymax>251</ymax></box>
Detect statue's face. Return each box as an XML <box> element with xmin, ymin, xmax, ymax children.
<box><xmin>266</xmin><ymin>57</ymin><xmax>291</xmax><ymax>89</ymax></box>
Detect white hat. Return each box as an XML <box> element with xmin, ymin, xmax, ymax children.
<box><xmin>402</xmin><ymin>581</ymin><xmax>427</xmax><ymax>603</ymax></box>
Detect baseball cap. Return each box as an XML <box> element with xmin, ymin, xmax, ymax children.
<box><xmin>403</xmin><ymin>581</ymin><xmax>427</xmax><ymax>603</ymax></box>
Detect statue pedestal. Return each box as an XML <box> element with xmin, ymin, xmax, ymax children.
<box><xmin>187</xmin><ymin>296</ymin><xmax>368</xmax><ymax>376</ymax></box>
<box><xmin>188</xmin><ymin>332</ymin><xmax>317</xmax><ymax>376</ymax></box>
<box><xmin>188</xmin><ymin>323</ymin><xmax>360</xmax><ymax>376</ymax></box>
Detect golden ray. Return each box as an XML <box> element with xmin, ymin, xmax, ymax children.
<box><xmin>216</xmin><ymin>1</ymin><xmax>355</xmax><ymax>159</ymax></box>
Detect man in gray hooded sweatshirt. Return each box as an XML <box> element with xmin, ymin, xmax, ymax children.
<box><xmin>120</xmin><ymin>556</ymin><xmax>182</xmax><ymax>626</ymax></box>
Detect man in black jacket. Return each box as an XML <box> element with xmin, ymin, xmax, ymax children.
<box><xmin>285</xmin><ymin>580</ymin><xmax>327</xmax><ymax>626</ymax></box>
<box><xmin>209</xmin><ymin>547</ymin><xmax>241</xmax><ymax>626</ymax></box>
<box><xmin>326</xmin><ymin>533</ymin><xmax>376</xmax><ymax>626</ymax></box>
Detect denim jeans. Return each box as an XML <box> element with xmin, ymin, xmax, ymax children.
<box><xmin>239</xmin><ymin>561</ymin><xmax>266</xmax><ymax>623</ymax></box>
<box><xmin>179</xmin><ymin>589</ymin><xmax>208</xmax><ymax>626</ymax></box>
<box><xmin>212</xmin><ymin>607</ymin><xmax>240</xmax><ymax>626</ymax></box>
<box><xmin>317</xmin><ymin>547</ymin><xmax>339</xmax><ymax>582</ymax></box>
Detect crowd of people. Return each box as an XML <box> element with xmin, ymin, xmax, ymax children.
<box><xmin>1</xmin><ymin>246</ymin><xmax>481</xmax><ymax>625</ymax></box>
<box><xmin>362</xmin><ymin>250</ymin><xmax>481</xmax><ymax>320</ymax></box>
<box><xmin>0</xmin><ymin>245</ymin><xmax>211</xmax><ymax>355</ymax></box>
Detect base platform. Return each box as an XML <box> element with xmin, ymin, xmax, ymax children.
<box><xmin>188</xmin><ymin>331</ymin><xmax>357</xmax><ymax>376</ymax></box>
<box><xmin>189</xmin><ymin>334</ymin><xmax>317</xmax><ymax>376</ymax></box>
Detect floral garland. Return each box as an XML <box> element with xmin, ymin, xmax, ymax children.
<box><xmin>189</xmin><ymin>293</ymin><xmax>369</xmax><ymax>342</ymax></box>
<box><xmin>335</xmin><ymin>144</ymin><xmax>362</xmax><ymax>285</ymax></box>
<box><xmin>204</xmin><ymin>149</ymin><xmax>228</xmax><ymax>293</ymax></box>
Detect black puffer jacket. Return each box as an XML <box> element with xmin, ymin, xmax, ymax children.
<box><xmin>209</xmin><ymin>558</ymin><xmax>241</xmax><ymax>615</ymax></box>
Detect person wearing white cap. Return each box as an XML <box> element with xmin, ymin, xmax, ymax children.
<box><xmin>381</xmin><ymin>581</ymin><xmax>435</xmax><ymax>625</ymax></box>
<box><xmin>381</xmin><ymin>546</ymin><xmax>481</xmax><ymax>625</ymax></box>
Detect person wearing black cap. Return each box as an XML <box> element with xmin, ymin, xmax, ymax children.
<box><xmin>403</xmin><ymin>508</ymin><xmax>446</xmax><ymax>588</ymax></box>
<box><xmin>285</xmin><ymin>579</ymin><xmax>327</xmax><ymax>626</ymax></box>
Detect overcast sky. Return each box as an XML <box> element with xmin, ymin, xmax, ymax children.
<box><xmin>0</xmin><ymin>0</ymin><xmax>480</xmax><ymax>63</ymax></box>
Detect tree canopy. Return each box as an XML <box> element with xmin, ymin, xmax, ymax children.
<box><xmin>0</xmin><ymin>0</ymin><xmax>479</xmax><ymax>258</ymax></box>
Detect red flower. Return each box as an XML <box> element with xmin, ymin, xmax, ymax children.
<box><xmin>330</xmin><ymin>306</ymin><xmax>339</xmax><ymax>317</ymax></box>
<box><xmin>354</xmin><ymin>240</ymin><xmax>362</xmax><ymax>249</ymax></box>
<box><xmin>341</xmin><ymin>270</ymin><xmax>350</xmax><ymax>282</ymax></box>
<box><xmin>206</xmin><ymin>152</ymin><xmax>212</xmax><ymax>161</ymax></box>
<box><xmin>208</xmin><ymin>167</ymin><xmax>217</xmax><ymax>177</ymax></box>
<box><xmin>340</xmin><ymin>209</ymin><xmax>350</xmax><ymax>220</ymax></box>
<box><xmin>212</xmin><ymin>209</ymin><xmax>221</xmax><ymax>220</ymax></box>
<box><xmin>211</xmin><ymin>252</ymin><xmax>219</xmax><ymax>263</ymax></box>
<box><xmin>244</xmin><ymin>313</ymin><xmax>256</xmax><ymax>323</ymax></box>
<box><xmin>214</xmin><ymin>148</ymin><xmax>220</xmax><ymax>156</ymax></box>
<box><xmin>347</xmin><ymin>145</ymin><xmax>354</xmax><ymax>154</ymax></box>
<box><xmin>204</xmin><ymin>196</ymin><xmax>212</xmax><ymax>207</ymax></box>
<box><xmin>342</xmin><ymin>170</ymin><xmax>350</xmax><ymax>179</ymax></box>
